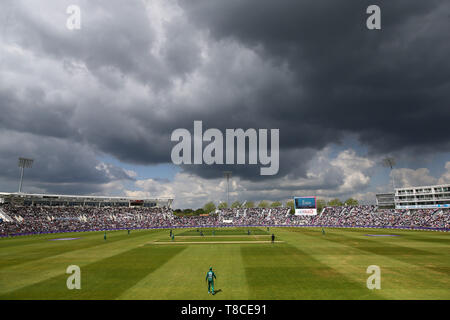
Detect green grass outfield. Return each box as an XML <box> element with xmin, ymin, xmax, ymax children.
<box><xmin>0</xmin><ymin>227</ymin><xmax>449</xmax><ymax>299</ymax></box>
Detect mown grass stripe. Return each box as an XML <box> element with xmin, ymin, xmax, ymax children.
<box><xmin>0</xmin><ymin>230</ymin><xmax>156</xmax><ymax>270</ymax></box>
<box><xmin>282</xmin><ymin>227</ymin><xmax>450</xmax><ymax>299</ymax></box>
<box><xmin>0</xmin><ymin>229</ymin><xmax>166</xmax><ymax>295</ymax></box>
<box><xmin>1</xmin><ymin>245</ymin><xmax>186</xmax><ymax>300</ymax></box>
<box><xmin>240</xmin><ymin>237</ymin><xmax>383</xmax><ymax>300</ymax></box>
<box><xmin>326</xmin><ymin>228</ymin><xmax>450</xmax><ymax>276</ymax></box>
<box><xmin>117</xmin><ymin>244</ymin><xmax>250</xmax><ymax>300</ymax></box>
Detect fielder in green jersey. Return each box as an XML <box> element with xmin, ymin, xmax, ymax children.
<box><xmin>206</xmin><ymin>267</ymin><xmax>217</xmax><ymax>294</ymax></box>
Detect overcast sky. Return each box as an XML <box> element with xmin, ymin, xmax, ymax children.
<box><xmin>0</xmin><ymin>0</ymin><xmax>449</xmax><ymax>208</ymax></box>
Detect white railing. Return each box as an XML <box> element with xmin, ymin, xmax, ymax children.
<box><xmin>0</xmin><ymin>208</ymin><xmax>13</xmax><ymax>222</ymax></box>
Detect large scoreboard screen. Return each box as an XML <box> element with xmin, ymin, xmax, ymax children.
<box><xmin>294</xmin><ymin>197</ymin><xmax>317</xmax><ymax>215</ymax></box>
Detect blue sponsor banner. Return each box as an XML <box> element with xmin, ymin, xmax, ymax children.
<box><xmin>294</xmin><ymin>197</ymin><xmax>316</xmax><ymax>209</ymax></box>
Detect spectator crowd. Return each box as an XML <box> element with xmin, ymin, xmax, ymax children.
<box><xmin>0</xmin><ymin>204</ymin><xmax>448</xmax><ymax>236</ymax></box>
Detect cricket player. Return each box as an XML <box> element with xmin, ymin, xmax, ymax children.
<box><xmin>206</xmin><ymin>267</ymin><xmax>217</xmax><ymax>295</ymax></box>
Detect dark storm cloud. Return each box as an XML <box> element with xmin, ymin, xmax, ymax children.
<box><xmin>9</xmin><ymin>0</ymin><xmax>158</xmax><ymax>87</ymax></box>
<box><xmin>0</xmin><ymin>130</ymin><xmax>134</xmax><ymax>193</ymax></box>
<box><xmin>0</xmin><ymin>0</ymin><xmax>449</xmax><ymax>193</ymax></box>
<box><xmin>8</xmin><ymin>0</ymin><xmax>203</xmax><ymax>90</ymax></box>
<box><xmin>178</xmin><ymin>146</ymin><xmax>318</xmax><ymax>182</ymax></box>
<box><xmin>1</xmin><ymin>0</ymin><xmax>204</xmax><ymax>164</ymax></box>
<box><xmin>180</xmin><ymin>0</ymin><xmax>450</xmax><ymax>154</ymax></box>
<box><xmin>0</xmin><ymin>87</ymin><xmax>78</xmax><ymax>140</ymax></box>
<box><xmin>168</xmin><ymin>0</ymin><xmax>450</xmax><ymax>180</ymax></box>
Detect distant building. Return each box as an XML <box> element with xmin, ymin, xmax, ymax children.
<box><xmin>0</xmin><ymin>192</ymin><xmax>173</xmax><ymax>208</ymax></box>
<box><xmin>394</xmin><ymin>184</ymin><xmax>450</xmax><ymax>209</ymax></box>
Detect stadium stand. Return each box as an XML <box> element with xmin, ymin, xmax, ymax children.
<box><xmin>0</xmin><ymin>205</ymin><xmax>448</xmax><ymax>236</ymax></box>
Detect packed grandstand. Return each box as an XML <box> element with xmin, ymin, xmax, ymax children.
<box><xmin>0</xmin><ymin>204</ymin><xmax>449</xmax><ymax>236</ymax></box>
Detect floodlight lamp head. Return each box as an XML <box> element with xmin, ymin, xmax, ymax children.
<box><xmin>382</xmin><ymin>157</ymin><xmax>396</xmax><ymax>169</ymax></box>
<box><xmin>18</xmin><ymin>158</ymin><xmax>34</xmax><ymax>169</ymax></box>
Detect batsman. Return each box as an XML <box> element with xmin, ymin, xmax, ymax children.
<box><xmin>205</xmin><ymin>267</ymin><xmax>217</xmax><ymax>295</ymax></box>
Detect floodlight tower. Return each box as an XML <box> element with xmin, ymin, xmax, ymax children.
<box><xmin>18</xmin><ymin>157</ymin><xmax>34</xmax><ymax>193</ymax></box>
<box><xmin>223</xmin><ymin>171</ymin><xmax>232</xmax><ymax>207</ymax></box>
<box><xmin>382</xmin><ymin>157</ymin><xmax>396</xmax><ymax>191</ymax></box>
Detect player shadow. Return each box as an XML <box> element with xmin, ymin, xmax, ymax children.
<box><xmin>212</xmin><ymin>289</ymin><xmax>222</xmax><ymax>295</ymax></box>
